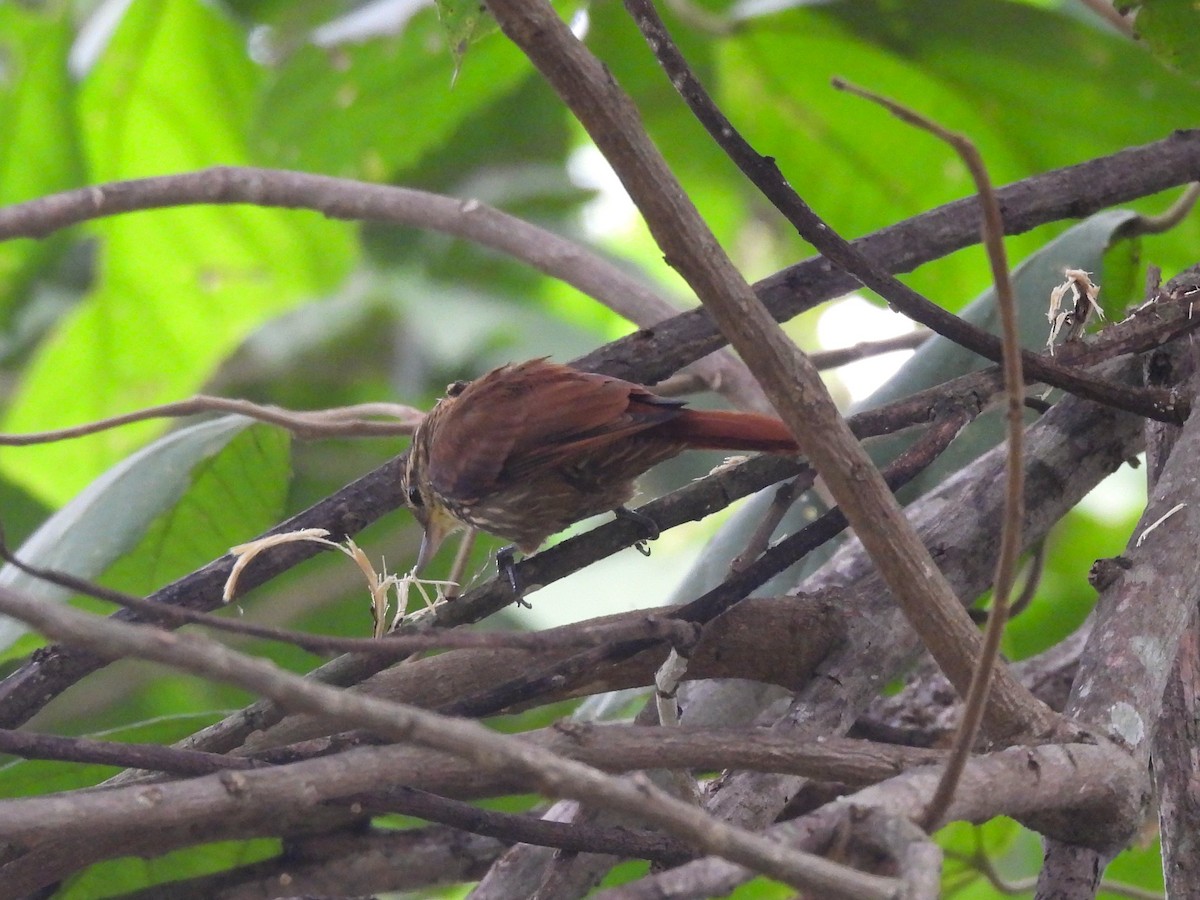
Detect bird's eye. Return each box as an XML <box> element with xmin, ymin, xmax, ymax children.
<box><xmin>407</xmin><ymin>485</ymin><xmax>424</xmax><ymax>508</ymax></box>
<box><xmin>445</xmin><ymin>379</ymin><xmax>468</xmax><ymax>397</ymax></box>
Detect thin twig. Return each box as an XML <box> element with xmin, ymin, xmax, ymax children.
<box><xmin>0</xmin><ymin>538</ymin><xmax>693</xmax><ymax>656</ymax></box>
<box><xmin>444</xmin><ymin>528</ymin><xmax>479</xmax><ymax>600</ymax></box>
<box><xmin>2</xmin><ymin>143</ymin><xmax>1196</xmax><ymax>419</ymax></box>
<box><xmin>972</xmin><ymin>540</ymin><xmax>1047</xmax><ymax>625</ymax></box>
<box><xmin>729</xmin><ymin>475</ymin><xmax>810</xmax><ymax>572</ymax></box>
<box><xmin>1123</xmin><ymin>182</ymin><xmax>1200</xmax><ymax>236</ymax></box>
<box><xmin>354</xmin><ymin>786</ymin><xmax>696</xmax><ymax>865</ymax></box>
<box><xmin>443</xmin><ymin>409</ymin><xmax>973</xmax><ymax>720</ymax></box>
<box><xmin>0</xmin><ymin>727</ymin><xmax>262</xmax><ymax>776</ymax></box>
<box><xmin>0</xmin><ymin>395</ymin><xmax>422</xmax><ymax>444</ymax></box>
<box><xmin>827</xmin><ymin>78</ymin><xmax>1039</xmax><ymax>829</ymax></box>
<box><xmin>808</xmin><ymin>330</ymin><xmax>931</xmax><ymax>370</ymax></box>
<box><xmin>573</xmin><ymin>130</ymin><xmax>1200</xmax><ymax>407</ymax></box>
<box><xmin>1</xmin><ymin>277</ymin><xmax>1196</xmax><ymax>735</ymax></box>
<box><xmin>1008</xmin><ymin>540</ymin><xmax>1047</xmax><ymax>620</ymax></box>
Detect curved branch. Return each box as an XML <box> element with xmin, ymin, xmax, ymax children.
<box><xmin>0</xmin><ymin>168</ymin><xmax>772</xmax><ymax>413</ymax></box>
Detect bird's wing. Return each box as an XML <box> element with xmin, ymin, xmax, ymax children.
<box><xmin>425</xmin><ymin>359</ymin><xmax>682</xmax><ymax>498</ymax></box>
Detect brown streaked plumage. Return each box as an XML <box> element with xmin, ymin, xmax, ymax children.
<box><xmin>401</xmin><ymin>358</ymin><xmax>799</xmax><ymax>571</ymax></box>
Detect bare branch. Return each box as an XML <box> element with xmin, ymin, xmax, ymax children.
<box><xmin>690</xmin><ymin>355</ymin><xmax>1144</xmax><ymax>871</ymax></box>
<box><xmin>809</xmin><ymin>330</ymin><xmax>931</xmax><ymax>370</ymax></box>
<box><xmin>438</xmin><ymin>409</ymin><xmax>968</xmax><ymax>721</ymax></box>
<box><xmin>0</xmin><ymin>728</ymin><xmax>260</xmax><ymax>777</ymax></box>
<box><xmin>577</xmin><ymin>130</ymin><xmax>1200</xmax><ymax>398</ymax></box>
<box><xmin>4</xmin><ymin>514</ymin><xmax>694</xmax><ymax>656</ymax></box>
<box><xmin>1123</xmin><ymin>181</ymin><xmax>1200</xmax><ymax>236</ymax></box>
<box><xmin>0</xmin><ymin>585</ymin><xmax>900</xmax><ymax>900</ymax></box>
<box><xmin>1035</xmin><ymin>344</ymin><xmax>1200</xmax><ymax>896</ymax></box>
<box><xmin>596</xmin><ymin>741</ymin><xmax>1139</xmax><ymax>899</ymax></box>
<box><xmin>2</xmin><ymin>278</ymin><xmax>1195</xmax><ymax>735</ymax></box>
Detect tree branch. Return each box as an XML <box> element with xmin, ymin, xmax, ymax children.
<box><xmin>484</xmin><ymin>0</ymin><xmax>1051</xmax><ymax>740</ymax></box>
<box><xmin>0</xmin><ymin>585</ymin><xmax>899</xmax><ymax>900</ymax></box>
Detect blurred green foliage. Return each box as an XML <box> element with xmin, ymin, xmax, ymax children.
<box><xmin>0</xmin><ymin>0</ymin><xmax>1193</xmax><ymax>895</ymax></box>
<box><xmin>1119</xmin><ymin>0</ymin><xmax>1200</xmax><ymax>82</ymax></box>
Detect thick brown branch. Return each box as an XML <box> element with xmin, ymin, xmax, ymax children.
<box><xmin>692</xmin><ymin>355</ymin><xmax>1144</xmax><ymax>861</ymax></box>
<box><xmin>600</xmin><ymin>742</ymin><xmax>1139</xmax><ymax>900</ymax></box>
<box><xmin>484</xmin><ymin>0</ymin><xmax>1051</xmax><ymax>740</ymax></box>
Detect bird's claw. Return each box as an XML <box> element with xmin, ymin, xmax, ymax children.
<box><xmin>496</xmin><ymin>546</ymin><xmax>531</xmax><ymax>607</ymax></box>
<box><xmin>496</xmin><ymin>545</ymin><xmax>519</xmax><ymax>591</ymax></box>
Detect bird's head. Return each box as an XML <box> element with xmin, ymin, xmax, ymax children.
<box><xmin>401</xmin><ymin>446</ymin><xmax>462</xmax><ymax>574</ymax></box>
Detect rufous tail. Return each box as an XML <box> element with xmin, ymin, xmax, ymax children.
<box><xmin>661</xmin><ymin>410</ymin><xmax>799</xmax><ymax>453</ymax></box>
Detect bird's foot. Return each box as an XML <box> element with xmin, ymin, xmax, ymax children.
<box><xmin>614</xmin><ymin>506</ymin><xmax>659</xmax><ymax>556</ymax></box>
<box><xmin>495</xmin><ymin>546</ymin><xmax>531</xmax><ymax>607</ymax></box>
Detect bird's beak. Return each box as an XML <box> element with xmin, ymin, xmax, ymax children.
<box><xmin>414</xmin><ymin>507</ymin><xmax>457</xmax><ymax>573</ymax></box>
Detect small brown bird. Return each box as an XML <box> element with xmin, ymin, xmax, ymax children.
<box><xmin>401</xmin><ymin>358</ymin><xmax>799</xmax><ymax>572</ymax></box>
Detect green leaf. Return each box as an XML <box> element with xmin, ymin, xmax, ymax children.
<box><xmin>1004</xmin><ymin>508</ymin><xmax>1129</xmax><ymax>659</ymax></box>
<box><xmin>819</xmin><ymin>0</ymin><xmax>1199</xmax><ymax>157</ymax></box>
<box><xmin>727</xmin><ymin>876</ymin><xmax>796</xmax><ymax>899</ymax></box>
<box><xmin>865</xmin><ymin>211</ymin><xmax>1138</xmax><ymax>408</ymax></box>
<box><xmin>0</xmin><ymin>5</ymin><xmax>85</xmax><ymax>316</ymax></box>
<box><xmin>718</xmin><ymin>0</ymin><xmax>1200</xmax><ymax>302</ymax></box>
<box><xmin>101</xmin><ymin>422</ymin><xmax>290</xmax><ymax>595</ymax></box>
<box><xmin>253</xmin><ymin>10</ymin><xmax>531</xmax><ymax>179</ymax></box>
<box><xmin>1131</xmin><ymin>0</ymin><xmax>1200</xmax><ymax>82</ymax></box>
<box><xmin>1099</xmin><ymin>229</ymin><xmax>1142</xmax><ymax>320</ymax></box>
<box><xmin>0</xmin><ymin>417</ymin><xmax>291</xmax><ymax>653</ymax></box>
<box><xmin>60</xmin><ymin>838</ymin><xmax>279</xmax><ymax>899</ymax></box>
<box><xmin>720</xmin><ymin>11</ymin><xmax>999</xmax><ymax>269</ymax></box>
<box><xmin>0</xmin><ymin>0</ymin><xmax>354</xmax><ymax>504</ymax></box>
<box><xmin>1102</xmin><ymin>837</ymin><xmax>1165</xmax><ymax>898</ymax></box>
<box><xmin>436</xmin><ymin>0</ymin><xmax>500</xmax><ymax>71</ymax></box>
<box><xmin>938</xmin><ymin>819</ymin><xmax>1027</xmax><ymax>896</ymax></box>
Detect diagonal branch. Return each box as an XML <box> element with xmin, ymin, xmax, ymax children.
<box><xmin>483</xmin><ymin>0</ymin><xmax>1053</xmax><ymax>740</ymax></box>
<box><xmin>1</xmin><ymin>147</ymin><xmax>1198</xmax><ymax>415</ymax></box>
<box><xmin>615</xmin><ymin>0</ymin><xmax>1188</xmax><ymax>423</ymax></box>
<box><xmin>0</xmin><ymin>585</ymin><xmax>900</xmax><ymax>900</ymax></box>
